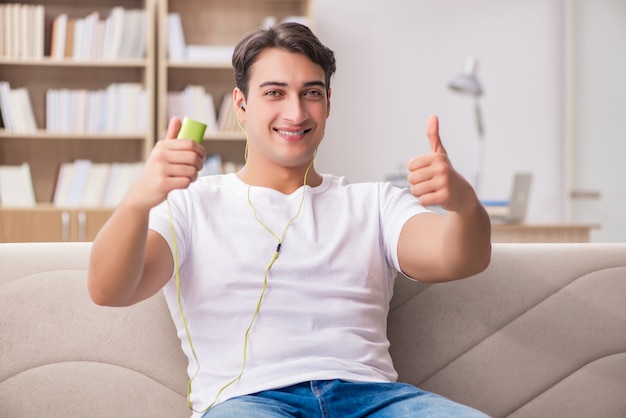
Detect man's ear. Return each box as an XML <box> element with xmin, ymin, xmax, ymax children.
<box><xmin>233</xmin><ymin>87</ymin><xmax>247</xmax><ymax>118</ymax></box>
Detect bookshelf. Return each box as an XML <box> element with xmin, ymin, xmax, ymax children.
<box><xmin>0</xmin><ymin>0</ymin><xmax>156</xmax><ymax>241</ymax></box>
<box><xmin>0</xmin><ymin>207</ymin><xmax>112</xmax><ymax>242</ymax></box>
<box><xmin>0</xmin><ymin>0</ymin><xmax>314</xmax><ymax>242</ymax></box>
<box><xmin>156</xmin><ymin>0</ymin><xmax>313</xmax><ymax>171</ymax></box>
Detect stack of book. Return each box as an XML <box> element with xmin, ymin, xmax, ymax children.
<box><xmin>49</xmin><ymin>7</ymin><xmax>147</xmax><ymax>60</ymax></box>
<box><xmin>199</xmin><ymin>154</ymin><xmax>243</xmax><ymax>177</ymax></box>
<box><xmin>0</xmin><ymin>163</ymin><xmax>36</xmax><ymax>207</ymax></box>
<box><xmin>216</xmin><ymin>95</ymin><xmax>240</xmax><ymax>133</ymax></box>
<box><xmin>167</xmin><ymin>89</ymin><xmax>240</xmax><ymax>135</ymax></box>
<box><xmin>0</xmin><ymin>3</ymin><xmax>45</xmax><ymax>59</ymax></box>
<box><xmin>167</xmin><ymin>85</ymin><xmax>218</xmax><ymax>135</ymax></box>
<box><xmin>45</xmin><ymin>83</ymin><xmax>146</xmax><ymax>134</ymax></box>
<box><xmin>52</xmin><ymin>160</ymin><xmax>144</xmax><ymax>208</ymax></box>
<box><xmin>0</xmin><ymin>81</ymin><xmax>37</xmax><ymax>132</ymax></box>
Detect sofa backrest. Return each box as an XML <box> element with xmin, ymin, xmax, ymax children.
<box><xmin>388</xmin><ymin>243</ymin><xmax>626</xmax><ymax>417</ymax></box>
<box><xmin>0</xmin><ymin>242</ymin><xmax>189</xmax><ymax>417</ymax></box>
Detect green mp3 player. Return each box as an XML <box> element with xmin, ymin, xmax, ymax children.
<box><xmin>177</xmin><ymin>117</ymin><xmax>207</xmax><ymax>143</ymax></box>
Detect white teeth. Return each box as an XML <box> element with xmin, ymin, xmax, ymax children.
<box><xmin>277</xmin><ymin>129</ymin><xmax>305</xmax><ymax>136</ymax></box>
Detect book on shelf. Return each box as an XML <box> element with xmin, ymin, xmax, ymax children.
<box><xmin>10</xmin><ymin>87</ymin><xmax>37</xmax><ymax>132</ymax></box>
<box><xmin>47</xmin><ymin>7</ymin><xmax>146</xmax><ymax>61</ymax></box>
<box><xmin>0</xmin><ymin>81</ymin><xmax>37</xmax><ymax>132</ymax></box>
<box><xmin>0</xmin><ymin>163</ymin><xmax>36</xmax><ymax>208</ymax></box>
<box><xmin>64</xmin><ymin>159</ymin><xmax>92</xmax><ymax>207</ymax></box>
<box><xmin>199</xmin><ymin>154</ymin><xmax>222</xmax><ymax>176</ymax></box>
<box><xmin>52</xmin><ymin>162</ymin><xmax>74</xmax><ymax>207</ymax></box>
<box><xmin>33</xmin><ymin>5</ymin><xmax>45</xmax><ymax>59</ymax></box>
<box><xmin>45</xmin><ymin>83</ymin><xmax>145</xmax><ymax>134</ymax></box>
<box><xmin>167</xmin><ymin>85</ymin><xmax>218</xmax><ymax>135</ymax></box>
<box><xmin>120</xmin><ymin>9</ymin><xmax>147</xmax><ymax>59</ymax></box>
<box><xmin>101</xmin><ymin>7</ymin><xmax>125</xmax><ymax>60</ymax></box>
<box><xmin>53</xmin><ymin>160</ymin><xmax>144</xmax><ymax>208</ymax></box>
<box><xmin>167</xmin><ymin>13</ymin><xmax>187</xmax><ymax>61</ymax></box>
<box><xmin>50</xmin><ymin>13</ymin><xmax>68</xmax><ymax>59</ymax></box>
<box><xmin>216</xmin><ymin>95</ymin><xmax>239</xmax><ymax>133</ymax></box>
<box><xmin>64</xmin><ymin>17</ymin><xmax>75</xmax><ymax>58</ymax></box>
<box><xmin>101</xmin><ymin>162</ymin><xmax>144</xmax><ymax>207</ymax></box>
<box><xmin>81</xmin><ymin>163</ymin><xmax>111</xmax><ymax>207</ymax></box>
<box><xmin>0</xmin><ymin>6</ymin><xmax>3</xmax><ymax>58</ymax></box>
<box><xmin>199</xmin><ymin>154</ymin><xmax>243</xmax><ymax>176</ymax></box>
<box><xmin>0</xmin><ymin>3</ymin><xmax>45</xmax><ymax>59</ymax></box>
<box><xmin>50</xmin><ymin>157</ymin><xmax>244</xmax><ymax>207</ymax></box>
<box><xmin>0</xmin><ymin>81</ymin><xmax>13</xmax><ymax>130</ymax></box>
<box><xmin>82</xmin><ymin>11</ymin><xmax>101</xmax><ymax>59</ymax></box>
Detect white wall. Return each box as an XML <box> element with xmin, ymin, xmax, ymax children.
<box><xmin>313</xmin><ymin>0</ymin><xmax>565</xmax><ymax>222</ymax></box>
<box><xmin>568</xmin><ymin>0</ymin><xmax>626</xmax><ymax>242</ymax></box>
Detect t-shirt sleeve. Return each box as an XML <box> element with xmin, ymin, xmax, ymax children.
<box><xmin>379</xmin><ymin>183</ymin><xmax>432</xmax><ymax>272</ymax></box>
<box><xmin>148</xmin><ymin>191</ymin><xmax>190</xmax><ymax>278</ymax></box>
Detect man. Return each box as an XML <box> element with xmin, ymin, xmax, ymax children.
<box><xmin>88</xmin><ymin>22</ymin><xmax>491</xmax><ymax>417</ymax></box>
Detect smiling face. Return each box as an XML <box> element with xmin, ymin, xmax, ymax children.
<box><xmin>234</xmin><ymin>48</ymin><xmax>331</xmax><ymax>177</ymax></box>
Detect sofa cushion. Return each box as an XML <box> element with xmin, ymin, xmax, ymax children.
<box><xmin>0</xmin><ymin>243</ymin><xmax>189</xmax><ymax>418</ymax></box>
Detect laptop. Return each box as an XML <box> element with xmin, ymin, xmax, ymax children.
<box><xmin>482</xmin><ymin>173</ymin><xmax>532</xmax><ymax>224</ymax></box>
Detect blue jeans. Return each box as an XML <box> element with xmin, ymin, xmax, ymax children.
<box><xmin>202</xmin><ymin>380</ymin><xmax>490</xmax><ymax>417</ymax></box>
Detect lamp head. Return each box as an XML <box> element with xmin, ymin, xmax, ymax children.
<box><xmin>448</xmin><ymin>56</ymin><xmax>483</xmax><ymax>96</ymax></box>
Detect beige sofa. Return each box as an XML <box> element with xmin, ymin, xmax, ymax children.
<box><xmin>1</xmin><ymin>242</ymin><xmax>625</xmax><ymax>417</ymax></box>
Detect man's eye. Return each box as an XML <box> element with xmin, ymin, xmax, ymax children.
<box><xmin>305</xmin><ymin>90</ymin><xmax>322</xmax><ymax>96</ymax></box>
<box><xmin>265</xmin><ymin>90</ymin><xmax>281</xmax><ymax>96</ymax></box>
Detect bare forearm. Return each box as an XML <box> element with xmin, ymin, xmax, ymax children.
<box><xmin>87</xmin><ymin>200</ymin><xmax>151</xmax><ymax>306</ymax></box>
<box><xmin>398</xmin><ymin>203</ymin><xmax>491</xmax><ymax>283</ymax></box>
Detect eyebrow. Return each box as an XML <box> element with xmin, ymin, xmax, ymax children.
<box><xmin>258</xmin><ymin>80</ymin><xmax>326</xmax><ymax>89</ymax></box>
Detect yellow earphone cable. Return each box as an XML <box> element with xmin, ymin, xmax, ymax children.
<box><xmin>167</xmin><ymin>199</ymin><xmax>200</xmax><ymax>410</ymax></box>
<box><xmin>168</xmin><ymin>111</ymin><xmax>316</xmax><ymax>413</ymax></box>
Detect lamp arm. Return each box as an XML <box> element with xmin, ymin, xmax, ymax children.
<box><xmin>474</xmin><ymin>98</ymin><xmax>484</xmax><ymax>139</ymax></box>
<box><xmin>473</xmin><ymin>98</ymin><xmax>485</xmax><ymax>196</ymax></box>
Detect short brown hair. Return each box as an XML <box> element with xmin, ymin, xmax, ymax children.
<box><xmin>232</xmin><ymin>22</ymin><xmax>336</xmax><ymax>98</ymax></box>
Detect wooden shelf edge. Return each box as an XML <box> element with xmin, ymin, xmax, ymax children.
<box><xmin>0</xmin><ymin>205</ymin><xmax>115</xmax><ymax>212</ymax></box>
<box><xmin>205</xmin><ymin>132</ymin><xmax>246</xmax><ymax>141</ymax></box>
<box><xmin>0</xmin><ymin>57</ymin><xmax>148</xmax><ymax>68</ymax></box>
<box><xmin>0</xmin><ymin>130</ymin><xmax>148</xmax><ymax>140</ymax></box>
<box><xmin>168</xmin><ymin>61</ymin><xmax>233</xmax><ymax>70</ymax></box>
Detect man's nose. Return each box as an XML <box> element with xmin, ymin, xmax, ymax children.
<box><xmin>283</xmin><ymin>97</ymin><xmax>306</xmax><ymax>123</ymax></box>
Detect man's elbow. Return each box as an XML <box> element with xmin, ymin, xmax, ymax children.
<box><xmin>434</xmin><ymin>244</ymin><xmax>492</xmax><ymax>283</ymax></box>
<box><xmin>89</xmin><ymin>290</ymin><xmax>112</xmax><ymax>307</ymax></box>
<box><xmin>470</xmin><ymin>245</ymin><xmax>491</xmax><ymax>276</ymax></box>
<box><xmin>88</xmin><ymin>278</ymin><xmax>116</xmax><ymax>307</ymax></box>
<box><xmin>87</xmin><ymin>271</ymin><xmax>129</xmax><ymax>307</ymax></box>
<box><xmin>460</xmin><ymin>242</ymin><xmax>492</xmax><ymax>279</ymax></box>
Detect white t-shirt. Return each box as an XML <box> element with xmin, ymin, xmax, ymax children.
<box><xmin>149</xmin><ymin>173</ymin><xmax>430</xmax><ymax>415</ymax></box>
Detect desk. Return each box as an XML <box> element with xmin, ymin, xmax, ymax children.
<box><xmin>491</xmin><ymin>224</ymin><xmax>599</xmax><ymax>243</ymax></box>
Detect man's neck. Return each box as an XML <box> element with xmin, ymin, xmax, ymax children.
<box><xmin>236</xmin><ymin>164</ymin><xmax>323</xmax><ymax>194</ymax></box>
